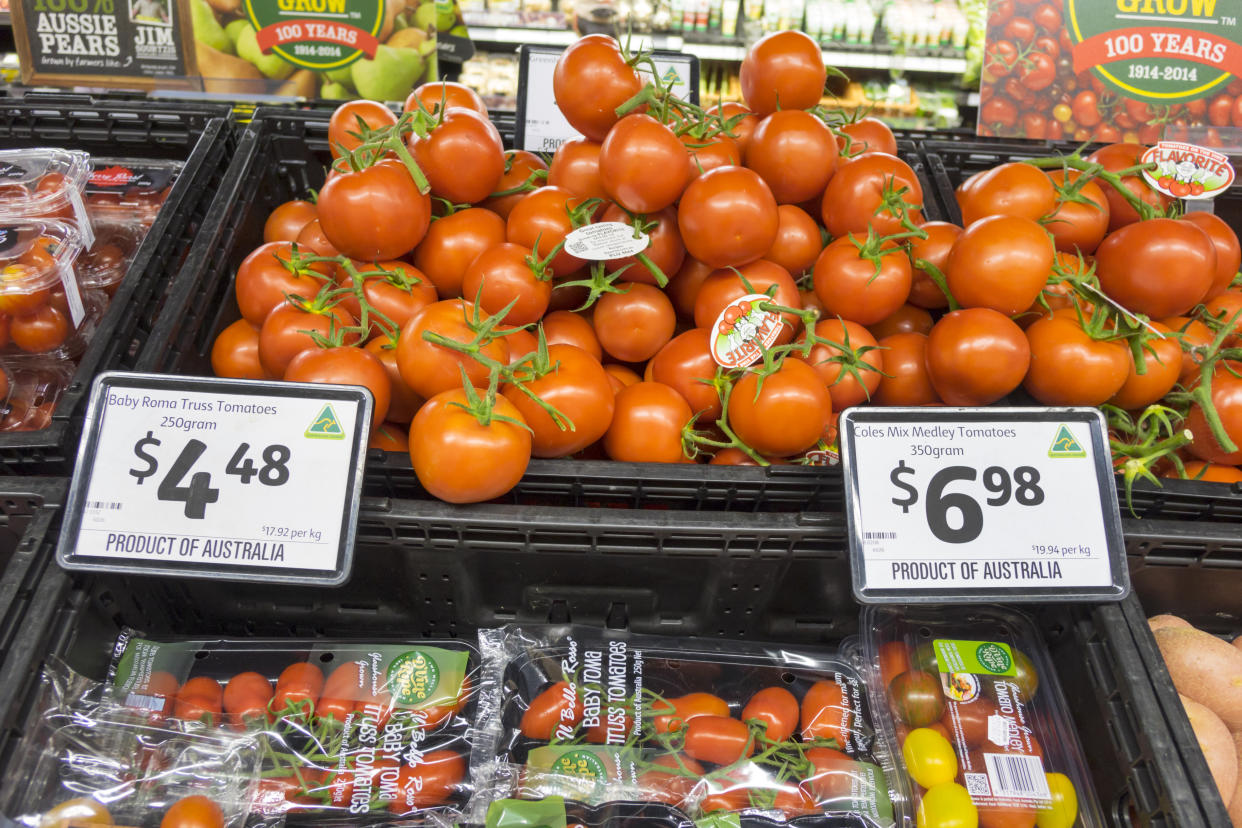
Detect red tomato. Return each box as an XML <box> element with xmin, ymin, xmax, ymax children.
<box><xmin>1095</xmin><ymin>218</ymin><xmax>1216</xmax><ymax>318</ymax></box>
<box><xmin>678</xmin><ymin>166</ymin><xmax>778</xmax><ymax>268</ymax></box>
<box><xmin>482</xmin><ymin>150</ymin><xmax>549</xmax><ymax>219</ymax></box>
<box><xmin>1108</xmin><ymin>322</ymin><xmax>1182</xmax><ymax>410</ymax></box>
<box><xmin>409</xmin><ymin>107</ymin><xmax>505</xmax><ymax>205</ymax></box>
<box><xmin>257</xmin><ymin>300</ymin><xmax>357</xmax><ymax>379</ymax></box>
<box><xmin>507</xmin><ymin>186</ymin><xmax>588</xmax><ymax>278</ymax></box>
<box><xmin>396</xmin><ymin>299</ymin><xmax>510</xmax><ymax>399</ymax></box>
<box><xmin>764</xmin><ymin>204</ymin><xmax>823</xmax><ymax>277</ymax></box>
<box><xmin>798</xmin><ymin>318</ymin><xmax>884</xmax><ymax>408</ymax></box>
<box><xmin>599</xmin><ymin>204</ymin><xmax>685</xmax><ymax>286</ymax></box>
<box><xmin>294</xmin><ymin>218</ymin><xmax>341</xmax><ymax>261</ymax></box>
<box><xmin>1043</xmin><ymin>170</ymin><xmax>1110</xmax><ymax>254</ymax></box>
<box><xmin>593</xmin><ymin>282</ymin><xmax>676</xmax><ymax>363</ymax></box>
<box><xmin>409</xmin><ymin>386</ymin><xmax>531</xmax><ymax>502</ymax></box>
<box><xmin>365</xmin><ymin>337</ymin><xmax>423</xmax><ymax>424</ymax></box>
<box><xmin>821</xmin><ymin>153</ymin><xmax>923</xmax><ymax>238</ymax></box>
<box><xmin>981</xmin><ymin>96</ymin><xmax>1019</xmax><ymax>130</ymax></box>
<box><xmin>1023</xmin><ymin>315</ymin><xmax>1129</xmax><ymax>405</ymax></box>
<box><xmin>235</xmin><ymin>241</ymin><xmax>334</xmax><ymax>326</ymax></box>
<box><xmin>740</xmin><ymin>30</ymin><xmax>826</xmax><ymax>115</ymax></box>
<box><xmin>649</xmin><ymin>328</ymin><xmax>723</xmax><ymax>420</ymax></box>
<box><xmin>958</xmin><ymin>162</ymin><xmax>1056</xmax><ymax>225</ymax></box>
<box><xmin>412</xmin><ymin>207</ymin><xmax>506</xmax><ymax>300</ymax></box>
<box><xmin>174</xmin><ymin>676</ymin><xmax>223</xmax><ymax>724</ymax></box>
<box><xmin>1017</xmin><ymin>51</ymin><xmax>1056</xmax><ymax>91</ymax></box>
<box><xmin>161</xmin><ymin>795</ymin><xmax>224</xmax><ymax>828</ymax></box>
<box><xmin>339</xmin><ymin>261</ymin><xmax>438</xmax><ymax>337</ymax></box>
<box><xmin>946</xmin><ymin>215</ymin><xmax>1055</xmax><ymax>315</ymax></box>
<box><xmin>285</xmin><ymin>345</ymin><xmax>392</xmax><ymax>428</ymax></box>
<box><xmin>839</xmin><ymin>117</ymin><xmax>897</xmax><ymax>157</ymax></box>
<box><xmin>683</xmin><ymin>715</ymin><xmax>754</xmax><ymax>764</ymax></box>
<box><xmin>223</xmin><ymin>671</ymin><xmax>273</xmax><ymax>731</ymax></box>
<box><xmin>328</xmin><ymin>100</ymin><xmax>397</xmax><ymax>159</ymax></box>
<box><xmin>926</xmin><ymin>309</ymin><xmax>1030</xmax><ymax>405</ymax></box>
<box><xmin>543</xmin><ymin>310</ymin><xmax>602</xmax><ymax>360</ymax></box>
<box><xmin>813</xmin><ymin>236</ymin><xmax>912</xmax><ymax>326</ymax></box>
<box><xmin>875</xmin><ymin>333</ymin><xmax>941</xmax><ymax>406</ymax></box>
<box><xmin>263</xmin><ymin>199</ymin><xmax>317</xmax><ymax>244</ymax></box>
<box><xmin>1176</xmin><ymin>460</ymin><xmax>1242</xmax><ymax>483</ymax></box>
<box><xmin>600</xmin><ymin>114</ymin><xmax>691</xmax><ymax>214</ymax></box>
<box><xmin>502</xmin><ymin>344</ymin><xmax>614</xmax><ymax>458</ymax></box>
<box><xmin>549</xmin><ymin>138</ymin><xmax>607</xmax><ymax>202</ymax></box>
<box><xmin>1182</xmin><ymin>212</ymin><xmax>1242</xmax><ymax>300</ymax></box>
<box><xmin>668</xmin><ymin>257</ymin><xmax>715</xmax><ymax>320</ymax></box>
<box><xmin>638</xmin><ymin>754</ymin><xmax>705</xmax><ymax>807</ymax></box>
<box><xmin>603</xmin><ymin>363</ymin><xmax>641</xmax><ymax>393</ymax></box>
<box><xmin>211</xmin><ymin>320</ymin><xmax>267</xmax><ymax>381</ymax></box>
<box><xmin>742</xmin><ymin>686</ymin><xmax>799</xmax><ymax>742</ymax></box>
<box><xmin>552</xmin><ymin>35</ymin><xmax>642</xmax><ymax>141</ymax></box>
<box><xmin>459</xmin><ymin>242</ymin><xmax>552</xmax><ymax>326</ymax></box>
<box><xmin>708</xmin><ymin>101</ymin><xmax>759</xmax><ymax>156</ymax></box>
<box><xmin>744</xmin><ymin>109</ymin><xmax>837</xmax><ymax>204</ymax></box>
<box><xmin>388</xmin><ymin>751</ymin><xmax>465</xmax><ymax>812</ymax></box>
<box><xmin>869</xmin><ymin>303</ymin><xmax>933</xmax><ymax>340</ymax></box>
<box><xmin>651</xmin><ymin>691</ymin><xmax>730</xmax><ymax>733</ymax></box>
<box><xmin>1086</xmin><ymin>143</ymin><xmax>1174</xmax><ymax>231</ymax></box>
<box><xmin>405</xmin><ymin>81</ymin><xmax>487</xmax><ymax>117</ymax></box>
<box><xmin>318</xmin><ymin>160</ymin><xmax>430</xmax><ymax>261</ymax></box>
<box><xmin>802</xmin><ymin>679</ymin><xmax>851</xmax><ymax>743</ymax></box>
<box><xmin>907</xmin><ymin>221</ymin><xmax>961</xmax><ymax>309</ymax></box>
<box><xmin>603</xmin><ymin>381</ymin><xmax>692</xmax><ymax>462</ymax></box>
<box><xmin>728</xmin><ymin>360</ymin><xmax>831</xmax><ymax>457</ymax></box>
<box><xmin>879</xmin><ymin>641</ymin><xmax>911</xmax><ymax>688</ymax></box>
<box><xmin>682</xmin><ymin>130</ymin><xmax>741</xmax><ymax>180</ymax></box>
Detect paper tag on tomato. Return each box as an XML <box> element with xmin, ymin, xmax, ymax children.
<box><xmin>805</xmin><ymin>449</ymin><xmax>839</xmax><ymax>466</ymax></box>
<box><xmin>709</xmin><ymin>293</ymin><xmax>783</xmax><ymax>368</ymax></box>
<box><xmin>1141</xmin><ymin>142</ymin><xmax>1235</xmax><ymax>200</ymax></box>
<box><xmin>563</xmin><ymin>222</ymin><xmax>649</xmax><ymax>261</ymax></box>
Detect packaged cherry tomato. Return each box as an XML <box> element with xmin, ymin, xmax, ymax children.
<box><xmin>1</xmin><ymin>658</ymin><xmax>260</xmax><ymax>828</ymax></box>
<box><xmin>472</xmin><ymin>626</ymin><xmax>901</xmax><ymax>828</ymax></box>
<box><xmin>77</xmin><ymin>218</ymin><xmax>144</xmax><ymax>292</ymax></box>
<box><xmin>469</xmin><ymin>796</ymin><xmax>881</xmax><ymax>828</ymax></box>
<box><xmin>85</xmin><ymin>157</ymin><xmax>182</xmax><ymax>228</ymax></box>
<box><xmin>106</xmin><ymin>631</ymin><xmax>487</xmax><ymax>824</ymax></box>
<box><xmin>0</xmin><ymin>149</ymin><xmax>95</xmax><ymax>245</ymax></box>
<box><xmin>0</xmin><ymin>218</ymin><xmax>102</xmax><ymax>361</ymax></box>
<box><xmin>861</xmin><ymin>606</ymin><xmax>1102</xmax><ymax>828</ymax></box>
<box><xmin>0</xmin><ymin>358</ymin><xmax>74</xmax><ymax>431</ymax></box>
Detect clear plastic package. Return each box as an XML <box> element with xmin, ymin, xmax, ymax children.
<box><xmin>0</xmin><ymin>658</ymin><xmax>260</xmax><ymax>828</ymax></box>
<box><xmin>0</xmin><ymin>149</ymin><xmax>95</xmax><ymax>243</ymax></box>
<box><xmin>0</xmin><ymin>219</ymin><xmax>99</xmax><ymax>360</ymax></box>
<box><xmin>106</xmin><ymin>632</ymin><xmax>488</xmax><ymax>824</ymax></box>
<box><xmin>0</xmin><ymin>358</ymin><xmax>75</xmax><ymax>431</ymax></box>
<box><xmin>85</xmin><ymin>157</ymin><xmax>182</xmax><ymax>228</ymax></box>
<box><xmin>861</xmin><ymin>605</ymin><xmax>1103</xmax><ymax>828</ymax></box>
<box><xmin>473</xmin><ymin>626</ymin><xmax>901</xmax><ymax>828</ymax></box>
<box><xmin>78</xmin><ymin>218</ymin><xmax>144</xmax><ymax>293</ymax></box>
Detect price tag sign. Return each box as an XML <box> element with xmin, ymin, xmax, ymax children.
<box><xmin>58</xmin><ymin>372</ymin><xmax>372</xmax><ymax>586</ymax></box>
<box><xmin>514</xmin><ymin>44</ymin><xmax>699</xmax><ymax>153</ymax></box>
<box><xmin>840</xmin><ymin>407</ymin><xmax>1128</xmax><ymax>604</ymax></box>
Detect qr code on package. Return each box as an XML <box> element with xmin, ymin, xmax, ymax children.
<box><xmin>964</xmin><ymin>772</ymin><xmax>991</xmax><ymax>797</ymax></box>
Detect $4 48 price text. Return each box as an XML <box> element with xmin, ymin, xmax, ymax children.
<box><xmin>129</xmin><ymin>432</ymin><xmax>291</xmax><ymax>519</ymax></box>
<box><xmin>889</xmin><ymin>462</ymin><xmax>1045</xmax><ymax>545</ymax></box>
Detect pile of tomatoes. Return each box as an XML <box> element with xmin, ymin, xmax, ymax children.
<box><xmin>125</xmin><ymin>655</ymin><xmax>472</xmax><ymax>818</ymax></box>
<box><xmin>982</xmin><ymin>1</ymin><xmax>1242</xmax><ymax>143</ymax></box>
<box><xmin>516</xmin><ymin>676</ymin><xmax>876</xmax><ymax>818</ymax></box>
<box><xmin>212</xmin><ymin>27</ymin><xmax>1242</xmax><ymax>504</ymax></box>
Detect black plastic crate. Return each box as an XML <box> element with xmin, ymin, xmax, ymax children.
<box><xmin>132</xmin><ymin>108</ymin><xmax>940</xmax><ymax>510</ymax></box>
<box><xmin>0</xmin><ymin>94</ymin><xmax>234</xmax><ymax>472</ymax></box>
<box><xmin>0</xmin><ymin>498</ymin><xmax>1218</xmax><ymax>827</ymax></box>
<box><xmin>1120</xmin><ymin>519</ymin><xmax>1242</xmax><ymax>827</ymax></box>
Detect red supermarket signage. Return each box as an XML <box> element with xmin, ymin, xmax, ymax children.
<box><xmin>1071</xmin><ymin>27</ymin><xmax>1242</xmax><ymax>76</ymax></box>
<box><xmin>254</xmin><ymin>20</ymin><xmax>379</xmax><ymax>57</ymax></box>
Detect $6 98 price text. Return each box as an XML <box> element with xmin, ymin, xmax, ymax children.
<box><xmin>888</xmin><ymin>461</ymin><xmax>1045</xmax><ymax>545</ymax></box>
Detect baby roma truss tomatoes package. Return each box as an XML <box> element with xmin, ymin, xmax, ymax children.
<box><xmin>105</xmin><ymin>631</ymin><xmax>489</xmax><ymax>824</ymax></box>
<box><xmin>861</xmin><ymin>606</ymin><xmax>1102</xmax><ymax>828</ymax></box>
<box><xmin>0</xmin><ymin>658</ymin><xmax>260</xmax><ymax>828</ymax></box>
<box><xmin>470</xmin><ymin>626</ymin><xmax>903</xmax><ymax>828</ymax></box>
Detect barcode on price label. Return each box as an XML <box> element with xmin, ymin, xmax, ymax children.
<box><xmin>124</xmin><ymin>692</ymin><xmax>167</xmax><ymax>711</ymax></box>
<box><xmin>87</xmin><ymin>500</ymin><xmax>122</xmax><ymax>511</ymax></box>
<box><xmin>864</xmin><ymin>531</ymin><xmax>896</xmax><ymax>540</ymax></box>
<box><xmin>983</xmin><ymin>753</ymin><xmax>1050</xmax><ymax>800</ymax></box>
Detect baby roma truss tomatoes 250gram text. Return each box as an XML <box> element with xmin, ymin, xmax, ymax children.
<box><xmin>211</xmin><ymin>34</ymin><xmax>1242</xmax><ymax>504</ymax></box>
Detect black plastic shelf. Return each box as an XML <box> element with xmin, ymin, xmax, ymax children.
<box><xmin>0</xmin><ymin>94</ymin><xmax>234</xmax><ymax>473</ymax></box>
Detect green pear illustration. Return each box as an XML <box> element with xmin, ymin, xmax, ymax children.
<box><xmin>192</xmin><ymin>0</ymin><xmax>234</xmax><ymax>54</ymax></box>
<box><xmin>320</xmin><ymin>82</ymin><xmax>354</xmax><ymax>99</ymax></box>
<box><xmin>235</xmin><ymin>22</ymin><xmax>296</xmax><ymax>80</ymax></box>
<box><xmin>350</xmin><ymin>44</ymin><xmax>424</xmax><ymax>101</ymax></box>
<box><xmin>412</xmin><ymin>1</ymin><xmax>453</xmax><ymax>31</ymax></box>
<box><xmin>323</xmin><ymin>64</ymin><xmax>354</xmax><ymax>85</ymax></box>
<box><xmin>224</xmin><ymin>19</ymin><xmax>250</xmax><ymax>47</ymax></box>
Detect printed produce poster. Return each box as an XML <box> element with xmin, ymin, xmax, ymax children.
<box><xmin>13</xmin><ymin>0</ymin><xmax>470</xmax><ymax>98</ymax></box>
<box><xmin>979</xmin><ymin>0</ymin><xmax>1242</xmax><ymax>143</ymax></box>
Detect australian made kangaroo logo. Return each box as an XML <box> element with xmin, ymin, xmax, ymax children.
<box><xmin>306</xmin><ymin>404</ymin><xmax>345</xmax><ymax>439</ymax></box>
<box><xmin>1048</xmin><ymin>424</ymin><xmax>1086</xmax><ymax>459</ymax></box>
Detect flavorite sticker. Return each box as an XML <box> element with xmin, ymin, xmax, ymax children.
<box><xmin>1141</xmin><ymin>141</ymin><xmax>1235</xmax><ymax>199</ymax></box>
<box><xmin>709</xmin><ymin>293</ymin><xmax>783</xmax><ymax>369</ymax></box>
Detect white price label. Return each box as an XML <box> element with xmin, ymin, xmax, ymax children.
<box><xmin>564</xmin><ymin>222</ymin><xmax>649</xmax><ymax>260</ymax></box>
<box><xmin>840</xmin><ymin>407</ymin><xmax>1128</xmax><ymax>603</ymax></box>
<box><xmin>58</xmin><ymin>372</ymin><xmax>372</xmax><ymax>586</ymax></box>
<box><xmin>517</xmin><ymin>45</ymin><xmax>697</xmax><ymax>153</ymax></box>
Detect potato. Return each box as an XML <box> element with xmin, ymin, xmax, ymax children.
<box><xmin>1180</xmin><ymin>694</ymin><xmax>1237</xmax><ymax>807</ymax></box>
<box><xmin>1230</xmin><ymin>732</ymin><xmax>1242</xmax><ymax>826</ymax></box>
<box><xmin>1234</xmin><ymin>635</ymin><xmax>1242</xmax><ymax>656</ymax></box>
<box><xmin>1148</xmin><ymin>614</ymin><xmax>1192</xmax><ymax>632</ymax></box>
<box><xmin>1155</xmin><ymin>627</ymin><xmax>1242</xmax><ymax>731</ymax></box>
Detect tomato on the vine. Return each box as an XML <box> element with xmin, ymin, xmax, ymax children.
<box><xmin>1022</xmin><ymin>315</ymin><xmax>1129</xmax><ymax>406</ymax></box>
<box><xmin>728</xmin><ymin>359</ymin><xmax>830</xmax><ymax>457</ymax></box>
<box><xmin>926</xmin><ymin>308</ymin><xmax>1030</xmax><ymax>405</ymax></box>
<box><xmin>604</xmin><ymin>381</ymin><xmax>692</xmax><ymax>463</ymax></box>
<box><xmin>409</xmin><ymin>107</ymin><xmax>505</xmax><ymax>205</ymax></box>
<box><xmin>318</xmin><ymin>160</ymin><xmax>430</xmax><ymax>261</ymax></box>
<box><xmin>678</xmin><ymin>166</ymin><xmax>779</xmax><ymax>268</ymax></box>
<box><xmin>739</xmin><ymin>30</ymin><xmax>826</xmax><ymax>115</ymax></box>
<box><xmin>396</xmin><ymin>299</ymin><xmax>509</xmax><ymax>399</ymax></box>
<box><xmin>695</xmin><ymin>259</ymin><xmax>801</xmax><ymax>342</ymax></box>
<box><xmin>798</xmin><ymin>318</ymin><xmax>884</xmax><ymax>409</ymax></box>
<box><xmin>813</xmin><ymin>235</ymin><xmax>911</xmax><ymax>326</ymax></box>
<box><xmin>285</xmin><ymin>345</ymin><xmax>392</xmax><ymax>428</ymax></box>
<box><xmin>838</xmin><ymin>117</ymin><xmax>897</xmax><ymax>157</ymax></box>
<box><xmin>1095</xmin><ymin>217</ymin><xmax>1215</xmax><ymax>318</ymax></box>
<box><xmin>552</xmin><ymin>35</ymin><xmax>642</xmax><ymax>142</ymax></box>
<box><xmin>327</xmin><ymin>100</ymin><xmax>397</xmax><ymax>159</ymax></box>
<box><xmin>745</xmin><ymin>109</ymin><xmax>837</xmax><ymax>204</ymax></box>
<box><xmin>875</xmin><ymin>333</ymin><xmax>940</xmax><ymax>406</ymax></box>
<box><xmin>594</xmin><ymin>282</ymin><xmax>676</xmax><ymax>363</ymax></box>
<box><xmin>821</xmin><ymin>153</ymin><xmax>923</xmax><ymax>238</ymax></box>
<box><xmin>600</xmin><ymin>114</ymin><xmax>692</xmax><ymax>213</ymax></box>
<box><xmin>413</xmin><ymin>207</ymin><xmax>506</xmax><ymax>299</ymax></box>
<box><xmin>409</xmin><ymin>387</ymin><xmax>531</xmax><ymax>503</ymax></box>
<box><xmin>946</xmin><ymin>215</ymin><xmax>1054</xmax><ymax>315</ymax></box>
<box><xmin>764</xmin><ymin>204</ymin><xmax>823</xmax><ymax>277</ymax></box>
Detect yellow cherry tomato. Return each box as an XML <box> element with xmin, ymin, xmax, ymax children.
<box><xmin>1052</xmin><ymin>104</ymin><xmax>1072</xmax><ymax>123</ymax></box>
<box><xmin>1036</xmin><ymin>773</ymin><xmax>1078</xmax><ymax>828</ymax></box>
<box><xmin>903</xmin><ymin>727</ymin><xmax>958</xmax><ymax>789</ymax></box>
<box><xmin>917</xmin><ymin>782</ymin><xmax>978</xmax><ymax>828</ymax></box>
<box><xmin>40</xmin><ymin>798</ymin><xmax>113</xmax><ymax>828</ymax></box>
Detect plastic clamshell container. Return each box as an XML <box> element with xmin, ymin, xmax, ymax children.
<box><xmin>0</xmin><ymin>219</ymin><xmax>100</xmax><ymax>361</ymax></box>
<box><xmin>85</xmin><ymin>157</ymin><xmax>182</xmax><ymax>227</ymax></box>
<box><xmin>0</xmin><ymin>149</ymin><xmax>93</xmax><ymax>229</ymax></box>
<box><xmin>0</xmin><ymin>359</ymin><xmax>74</xmax><ymax>432</ymax></box>
<box><xmin>77</xmin><ymin>218</ymin><xmax>145</xmax><ymax>292</ymax></box>
<box><xmin>861</xmin><ymin>605</ymin><xmax>1104</xmax><ymax>828</ymax></box>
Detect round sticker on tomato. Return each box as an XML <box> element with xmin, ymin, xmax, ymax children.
<box><xmin>563</xmin><ymin>222</ymin><xmax>650</xmax><ymax>260</ymax></box>
<box><xmin>709</xmin><ymin>293</ymin><xmax>783</xmax><ymax>369</ymax></box>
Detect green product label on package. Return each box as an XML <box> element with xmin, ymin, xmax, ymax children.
<box><xmin>528</xmin><ymin>745</ymin><xmax>612</xmax><ymax>781</ymax></box>
<box><xmin>486</xmin><ymin>797</ymin><xmax>569</xmax><ymax>828</ymax></box>
<box><xmin>934</xmin><ymin>639</ymin><xmax>1016</xmax><ymax>676</ymax></box>
<box><xmin>695</xmin><ymin>814</ymin><xmax>742</xmax><ymax>828</ymax></box>
<box><xmin>242</xmin><ymin>0</ymin><xmax>386</xmax><ymax>70</ymax></box>
<box><xmin>1064</xmin><ymin>1</ymin><xmax>1242</xmax><ymax>102</ymax></box>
